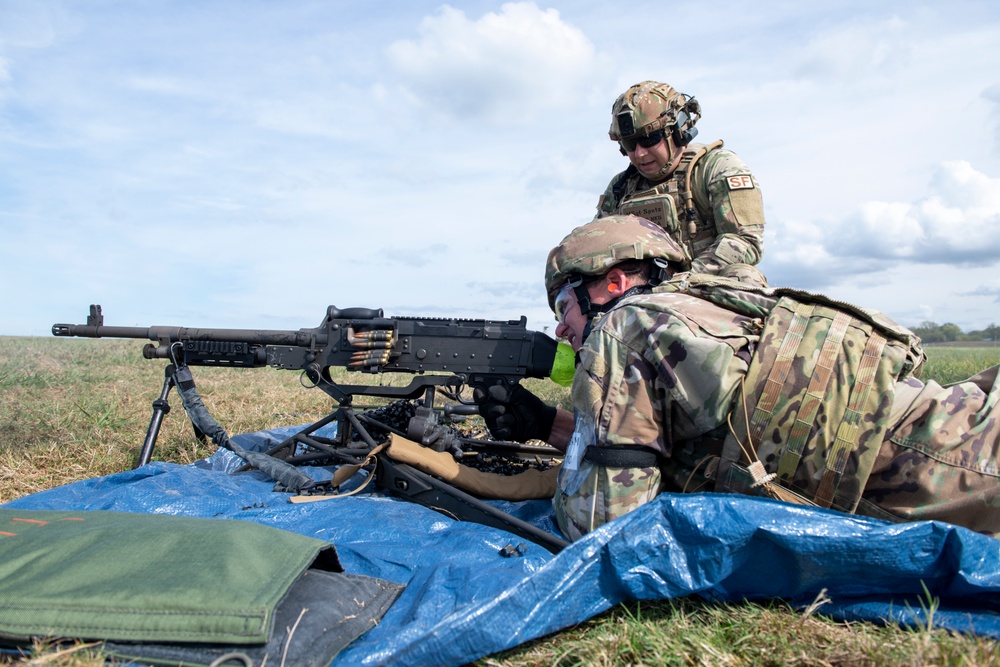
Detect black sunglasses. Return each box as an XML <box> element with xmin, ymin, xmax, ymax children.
<box><xmin>620</xmin><ymin>128</ymin><xmax>666</xmax><ymax>152</ymax></box>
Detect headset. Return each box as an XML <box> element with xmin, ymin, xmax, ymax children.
<box><xmin>616</xmin><ymin>94</ymin><xmax>701</xmax><ymax>155</ymax></box>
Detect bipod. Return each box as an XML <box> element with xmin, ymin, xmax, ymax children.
<box><xmin>134</xmin><ymin>362</ymin><xmax>207</xmax><ymax>469</ymax></box>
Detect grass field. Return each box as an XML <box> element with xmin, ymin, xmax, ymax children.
<box><xmin>1</xmin><ymin>337</ymin><xmax>999</xmax><ymax>665</ymax></box>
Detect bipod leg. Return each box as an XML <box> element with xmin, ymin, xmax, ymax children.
<box><xmin>232</xmin><ymin>408</ymin><xmax>350</xmax><ymax>473</ymax></box>
<box><xmin>135</xmin><ymin>364</ymin><xmax>176</xmax><ymax>469</ymax></box>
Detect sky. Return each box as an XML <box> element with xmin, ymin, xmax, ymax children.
<box><xmin>2</xmin><ymin>1</ymin><xmax>999</xmax><ymax>339</ymax></box>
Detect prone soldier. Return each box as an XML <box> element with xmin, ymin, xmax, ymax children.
<box><xmin>477</xmin><ymin>215</ymin><xmax>1000</xmax><ymax>541</ymax></box>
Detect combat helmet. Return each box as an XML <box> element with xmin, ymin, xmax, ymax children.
<box><xmin>609</xmin><ymin>81</ymin><xmax>701</xmax><ymax>153</ymax></box>
<box><xmin>545</xmin><ymin>214</ymin><xmax>686</xmax><ymax>311</ymax></box>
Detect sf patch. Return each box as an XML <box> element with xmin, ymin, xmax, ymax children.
<box><xmin>726</xmin><ymin>175</ymin><xmax>755</xmax><ymax>190</ymax></box>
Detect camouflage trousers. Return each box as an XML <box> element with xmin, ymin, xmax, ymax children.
<box><xmin>857</xmin><ymin>365</ymin><xmax>1000</xmax><ymax>537</ymax></box>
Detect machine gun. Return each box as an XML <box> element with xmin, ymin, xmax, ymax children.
<box><xmin>53</xmin><ymin>305</ymin><xmax>569</xmax><ymax>552</ymax></box>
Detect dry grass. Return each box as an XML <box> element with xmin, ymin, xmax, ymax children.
<box><xmin>2</xmin><ymin>337</ymin><xmax>999</xmax><ymax>666</ymax></box>
<box><xmin>0</xmin><ymin>337</ymin><xmax>337</xmax><ymax>503</ymax></box>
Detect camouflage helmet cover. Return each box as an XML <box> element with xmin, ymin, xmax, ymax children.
<box><xmin>544</xmin><ymin>214</ymin><xmax>687</xmax><ymax>308</ymax></box>
<box><xmin>609</xmin><ymin>80</ymin><xmax>700</xmax><ymax>141</ymax></box>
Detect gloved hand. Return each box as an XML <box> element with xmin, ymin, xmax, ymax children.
<box><xmin>473</xmin><ymin>383</ymin><xmax>557</xmax><ymax>443</ymax></box>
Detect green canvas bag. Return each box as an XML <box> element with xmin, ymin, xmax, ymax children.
<box><xmin>0</xmin><ymin>509</ymin><xmax>402</xmax><ymax>666</ymax></box>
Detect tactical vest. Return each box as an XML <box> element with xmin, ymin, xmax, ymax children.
<box><xmin>658</xmin><ymin>275</ymin><xmax>926</xmax><ymax>514</ymax></box>
<box><xmin>616</xmin><ymin>140</ymin><xmax>725</xmax><ymax>263</ymax></box>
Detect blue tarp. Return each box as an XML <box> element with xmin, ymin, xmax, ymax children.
<box><xmin>5</xmin><ymin>424</ymin><xmax>1000</xmax><ymax>665</ymax></box>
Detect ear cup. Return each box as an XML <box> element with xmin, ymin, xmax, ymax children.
<box><xmin>673</xmin><ymin>126</ymin><xmax>698</xmax><ymax>147</ymax></box>
<box><xmin>673</xmin><ymin>96</ymin><xmax>700</xmax><ymax>146</ymax></box>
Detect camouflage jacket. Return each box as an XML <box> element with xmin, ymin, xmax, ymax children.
<box><xmin>594</xmin><ymin>142</ymin><xmax>766</xmax><ymax>275</ymax></box>
<box><xmin>554</xmin><ymin>288</ymin><xmax>758</xmax><ymax>539</ymax></box>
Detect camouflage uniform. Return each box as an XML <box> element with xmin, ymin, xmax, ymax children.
<box><xmin>553</xmin><ymin>283</ymin><xmax>1000</xmax><ymax>541</ymax></box>
<box><xmin>595</xmin><ymin>143</ymin><xmax>767</xmax><ymax>280</ymax></box>
<box><xmin>864</xmin><ymin>366</ymin><xmax>1000</xmax><ymax>529</ymax></box>
<box><xmin>554</xmin><ymin>290</ymin><xmax>752</xmax><ymax>539</ymax></box>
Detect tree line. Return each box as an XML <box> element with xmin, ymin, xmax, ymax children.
<box><xmin>910</xmin><ymin>321</ymin><xmax>1000</xmax><ymax>343</ymax></box>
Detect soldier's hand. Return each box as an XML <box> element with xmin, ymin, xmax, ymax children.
<box><xmin>473</xmin><ymin>383</ymin><xmax>556</xmax><ymax>443</ymax></box>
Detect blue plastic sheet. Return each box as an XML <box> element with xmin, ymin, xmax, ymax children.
<box><xmin>5</xmin><ymin>425</ymin><xmax>999</xmax><ymax>666</ymax></box>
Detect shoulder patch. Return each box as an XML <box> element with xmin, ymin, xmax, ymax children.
<box><xmin>726</xmin><ymin>175</ymin><xmax>755</xmax><ymax>190</ymax></box>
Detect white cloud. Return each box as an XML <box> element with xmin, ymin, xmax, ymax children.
<box><xmin>962</xmin><ymin>281</ymin><xmax>1000</xmax><ymax>303</ymax></box>
<box><xmin>251</xmin><ymin>95</ymin><xmax>357</xmax><ymax>140</ymax></box>
<box><xmin>794</xmin><ymin>16</ymin><xmax>913</xmax><ymax>81</ymax></box>
<box><xmin>765</xmin><ymin>161</ymin><xmax>1000</xmax><ymax>280</ymax></box>
<box><xmin>985</xmin><ymin>83</ymin><xmax>1000</xmax><ymax>154</ymax></box>
<box><xmin>124</xmin><ymin>75</ymin><xmax>190</xmax><ymax>96</ymax></box>
<box><xmin>385</xmin><ymin>2</ymin><xmax>601</xmax><ymax>123</ymax></box>
<box><xmin>382</xmin><ymin>243</ymin><xmax>450</xmax><ymax>267</ymax></box>
<box><xmin>0</xmin><ymin>2</ymin><xmax>63</xmax><ymax>50</ymax></box>
<box><xmin>522</xmin><ymin>142</ymin><xmax>617</xmax><ymax>198</ymax></box>
<box><xmin>932</xmin><ymin>159</ymin><xmax>1000</xmax><ymax>215</ymax></box>
<box><xmin>869</xmin><ymin>162</ymin><xmax>1000</xmax><ymax>263</ymax></box>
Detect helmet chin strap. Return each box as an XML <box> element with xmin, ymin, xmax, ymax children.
<box><xmin>644</xmin><ymin>123</ymin><xmax>698</xmax><ymax>183</ymax></box>
<box><xmin>576</xmin><ymin>284</ymin><xmax>653</xmax><ymax>341</ymax></box>
<box><xmin>647</xmin><ymin>138</ymin><xmax>680</xmax><ymax>182</ymax></box>
<box><xmin>570</xmin><ymin>260</ymin><xmax>673</xmax><ymax>341</ymax></box>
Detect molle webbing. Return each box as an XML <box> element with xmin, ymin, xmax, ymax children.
<box><xmin>770</xmin><ymin>309</ymin><xmax>852</xmax><ymax>481</ymax></box>
<box><xmin>814</xmin><ymin>329</ymin><xmax>887</xmax><ymax>507</ymax></box>
<box><xmin>717</xmin><ymin>297</ymin><xmax>907</xmax><ymax>513</ymax></box>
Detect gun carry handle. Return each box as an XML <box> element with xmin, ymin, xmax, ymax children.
<box><xmin>327</xmin><ymin>306</ymin><xmax>384</xmax><ymax>320</ymax></box>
